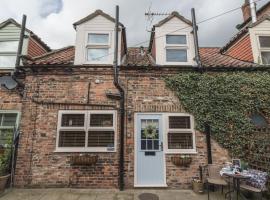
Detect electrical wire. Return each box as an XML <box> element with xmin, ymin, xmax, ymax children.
<box><xmin>90</xmin><ymin>0</ymin><xmax>266</xmax><ymax>61</ymax></box>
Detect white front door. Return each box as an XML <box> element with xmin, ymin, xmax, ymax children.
<box><xmin>135</xmin><ymin>114</ymin><xmax>166</xmax><ymax>187</ymax></box>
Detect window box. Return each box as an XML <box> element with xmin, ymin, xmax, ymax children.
<box><xmin>171</xmin><ymin>155</ymin><xmax>192</xmax><ymax>167</ymax></box>
<box><xmin>70</xmin><ymin>154</ymin><xmax>98</xmax><ymax>166</ymax></box>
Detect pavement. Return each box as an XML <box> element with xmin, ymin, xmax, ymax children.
<box><xmin>0</xmin><ymin>188</ymin><xmax>266</xmax><ymax>200</ymax></box>
<box><xmin>0</xmin><ymin>188</ymin><xmax>227</xmax><ymax>200</ymax></box>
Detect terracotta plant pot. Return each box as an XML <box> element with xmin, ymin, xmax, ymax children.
<box><xmin>192</xmin><ymin>180</ymin><xmax>204</xmax><ymax>194</ymax></box>
<box><xmin>0</xmin><ymin>174</ymin><xmax>10</xmax><ymax>193</ymax></box>
<box><xmin>171</xmin><ymin>156</ymin><xmax>192</xmax><ymax>167</ymax></box>
<box><xmin>70</xmin><ymin>155</ymin><xmax>98</xmax><ymax>166</ymax></box>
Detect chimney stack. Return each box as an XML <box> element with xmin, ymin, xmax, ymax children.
<box><xmin>242</xmin><ymin>0</ymin><xmax>257</xmax><ymax>23</ymax></box>
<box><xmin>242</xmin><ymin>0</ymin><xmax>251</xmax><ymax>21</ymax></box>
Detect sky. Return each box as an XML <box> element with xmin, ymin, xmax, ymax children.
<box><xmin>0</xmin><ymin>0</ymin><xmax>268</xmax><ymax>49</ymax></box>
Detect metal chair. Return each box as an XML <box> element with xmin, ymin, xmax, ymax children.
<box><xmin>206</xmin><ymin>164</ymin><xmax>228</xmax><ymax>200</ymax></box>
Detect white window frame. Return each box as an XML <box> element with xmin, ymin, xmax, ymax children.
<box><xmin>0</xmin><ymin>111</ymin><xmax>20</xmax><ymax>146</ymax></box>
<box><xmin>0</xmin><ymin>40</ymin><xmax>19</xmax><ymax>69</ymax></box>
<box><xmin>257</xmin><ymin>34</ymin><xmax>270</xmax><ymax>65</ymax></box>
<box><xmin>165</xmin><ymin>33</ymin><xmax>189</xmax><ymax>64</ymax></box>
<box><xmin>55</xmin><ymin>110</ymin><xmax>117</xmax><ymax>153</ymax></box>
<box><xmin>85</xmin><ymin>32</ymin><xmax>111</xmax><ymax>64</ymax></box>
<box><xmin>164</xmin><ymin>113</ymin><xmax>196</xmax><ymax>154</ymax></box>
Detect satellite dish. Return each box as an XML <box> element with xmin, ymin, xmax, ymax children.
<box><xmin>0</xmin><ymin>76</ymin><xmax>18</xmax><ymax>90</ymax></box>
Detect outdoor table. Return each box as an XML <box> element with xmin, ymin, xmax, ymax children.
<box><xmin>222</xmin><ymin>172</ymin><xmax>251</xmax><ymax>200</ymax></box>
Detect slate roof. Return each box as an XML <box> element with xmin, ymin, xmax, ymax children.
<box><xmin>24</xmin><ymin>46</ymin><xmax>256</xmax><ymax>68</ymax></box>
<box><xmin>0</xmin><ymin>18</ymin><xmax>51</xmax><ymax>52</ymax></box>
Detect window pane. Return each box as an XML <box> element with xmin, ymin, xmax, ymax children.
<box><xmin>87</xmin><ymin>48</ymin><xmax>108</xmax><ymax>61</ymax></box>
<box><xmin>58</xmin><ymin>131</ymin><xmax>85</xmax><ymax>147</ymax></box>
<box><xmin>0</xmin><ymin>129</ymin><xmax>13</xmax><ymax>147</ymax></box>
<box><xmin>0</xmin><ymin>41</ymin><xmax>18</xmax><ymax>52</ymax></box>
<box><xmin>166</xmin><ymin>49</ymin><xmax>187</xmax><ymax>62</ymax></box>
<box><xmin>250</xmin><ymin>113</ymin><xmax>268</xmax><ymax>128</ymax></box>
<box><xmin>168</xmin><ymin>132</ymin><xmax>193</xmax><ymax>149</ymax></box>
<box><xmin>90</xmin><ymin>114</ymin><xmax>113</xmax><ymax>127</ymax></box>
<box><xmin>88</xmin><ymin>34</ymin><xmax>109</xmax><ymax>44</ymax></box>
<box><xmin>166</xmin><ymin>35</ymin><xmax>187</xmax><ymax>45</ymax></box>
<box><xmin>0</xmin><ymin>55</ymin><xmax>16</xmax><ymax>68</ymax></box>
<box><xmin>61</xmin><ymin>114</ymin><xmax>84</xmax><ymax>127</ymax></box>
<box><xmin>169</xmin><ymin>116</ymin><xmax>191</xmax><ymax>129</ymax></box>
<box><xmin>88</xmin><ymin>131</ymin><xmax>114</xmax><ymax>147</ymax></box>
<box><xmin>259</xmin><ymin>36</ymin><xmax>270</xmax><ymax>48</ymax></box>
<box><xmin>261</xmin><ymin>52</ymin><xmax>270</xmax><ymax>64</ymax></box>
<box><xmin>1</xmin><ymin>113</ymin><xmax>17</xmax><ymax>127</ymax></box>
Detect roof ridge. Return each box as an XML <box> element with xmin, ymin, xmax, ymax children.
<box><xmin>154</xmin><ymin>11</ymin><xmax>192</xmax><ymax>27</ymax></box>
<box><xmin>73</xmin><ymin>9</ymin><xmax>124</xmax><ymax>29</ymax></box>
<box><xmin>32</xmin><ymin>46</ymin><xmax>74</xmax><ymax>60</ymax></box>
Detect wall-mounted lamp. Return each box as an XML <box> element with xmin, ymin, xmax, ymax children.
<box><xmin>127</xmin><ymin>110</ymin><xmax>132</xmax><ymax>121</ymax></box>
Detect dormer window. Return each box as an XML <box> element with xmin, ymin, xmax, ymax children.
<box><xmin>0</xmin><ymin>41</ymin><xmax>19</xmax><ymax>68</ymax></box>
<box><xmin>258</xmin><ymin>35</ymin><xmax>270</xmax><ymax>65</ymax></box>
<box><xmin>165</xmin><ymin>35</ymin><xmax>188</xmax><ymax>63</ymax></box>
<box><xmin>86</xmin><ymin>33</ymin><xmax>110</xmax><ymax>62</ymax></box>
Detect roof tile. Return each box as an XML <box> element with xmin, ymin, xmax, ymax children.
<box><xmin>24</xmin><ymin>46</ymin><xmax>256</xmax><ymax>68</ymax></box>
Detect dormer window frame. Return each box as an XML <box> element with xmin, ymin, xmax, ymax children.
<box><xmin>256</xmin><ymin>34</ymin><xmax>270</xmax><ymax>65</ymax></box>
<box><xmin>164</xmin><ymin>33</ymin><xmax>190</xmax><ymax>65</ymax></box>
<box><xmin>84</xmin><ymin>31</ymin><xmax>111</xmax><ymax>64</ymax></box>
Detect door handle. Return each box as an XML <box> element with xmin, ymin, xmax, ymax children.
<box><xmin>160</xmin><ymin>142</ymin><xmax>163</xmax><ymax>151</ymax></box>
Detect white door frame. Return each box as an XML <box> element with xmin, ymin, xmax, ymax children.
<box><xmin>134</xmin><ymin>113</ymin><xmax>167</xmax><ymax>187</ymax></box>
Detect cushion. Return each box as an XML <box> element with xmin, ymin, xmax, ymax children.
<box><xmin>245</xmin><ymin>169</ymin><xmax>268</xmax><ymax>190</ymax></box>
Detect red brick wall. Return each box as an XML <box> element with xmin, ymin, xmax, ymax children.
<box><xmin>225</xmin><ymin>34</ymin><xmax>254</xmax><ymax>62</ymax></box>
<box><xmin>27</xmin><ymin>37</ymin><xmax>48</xmax><ymax>58</ymax></box>
<box><xmin>14</xmin><ymin>68</ymin><xmax>230</xmax><ymax>189</ymax></box>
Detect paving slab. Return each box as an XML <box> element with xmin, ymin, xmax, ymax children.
<box><xmin>0</xmin><ymin>188</ymin><xmax>265</xmax><ymax>200</ymax></box>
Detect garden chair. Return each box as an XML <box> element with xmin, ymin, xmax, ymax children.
<box><xmin>206</xmin><ymin>164</ymin><xmax>228</xmax><ymax>200</ymax></box>
<box><xmin>240</xmin><ymin>169</ymin><xmax>268</xmax><ymax>200</ymax></box>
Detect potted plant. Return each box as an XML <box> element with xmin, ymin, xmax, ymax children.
<box><xmin>0</xmin><ymin>134</ymin><xmax>12</xmax><ymax>192</ymax></box>
<box><xmin>192</xmin><ymin>178</ymin><xmax>204</xmax><ymax>194</ymax></box>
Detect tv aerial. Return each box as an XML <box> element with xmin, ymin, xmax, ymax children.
<box><xmin>145</xmin><ymin>2</ymin><xmax>170</xmax><ymax>32</ymax></box>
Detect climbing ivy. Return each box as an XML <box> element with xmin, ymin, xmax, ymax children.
<box><xmin>165</xmin><ymin>72</ymin><xmax>270</xmax><ymax>159</ymax></box>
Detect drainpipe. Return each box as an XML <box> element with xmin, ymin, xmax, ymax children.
<box><xmin>191</xmin><ymin>8</ymin><xmax>202</xmax><ymax>69</ymax></box>
<box><xmin>15</xmin><ymin>15</ymin><xmax>26</xmax><ymax>71</ymax></box>
<box><xmin>249</xmin><ymin>0</ymin><xmax>257</xmax><ymax>23</ymax></box>
<box><xmin>205</xmin><ymin>123</ymin><xmax>212</xmax><ymax>164</ymax></box>
<box><xmin>113</xmin><ymin>5</ymin><xmax>125</xmax><ymax>191</ymax></box>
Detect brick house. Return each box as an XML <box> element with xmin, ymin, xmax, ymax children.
<box><xmin>1</xmin><ymin>1</ymin><xmax>270</xmax><ymax>189</ymax></box>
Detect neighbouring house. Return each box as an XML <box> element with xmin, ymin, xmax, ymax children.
<box><xmin>0</xmin><ymin>1</ymin><xmax>269</xmax><ymax>189</ymax></box>
<box><xmin>0</xmin><ymin>18</ymin><xmax>51</xmax><ymax>148</ymax></box>
<box><xmin>221</xmin><ymin>0</ymin><xmax>270</xmax><ymax>64</ymax></box>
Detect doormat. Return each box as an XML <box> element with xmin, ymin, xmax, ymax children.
<box><xmin>138</xmin><ymin>193</ymin><xmax>159</xmax><ymax>200</ymax></box>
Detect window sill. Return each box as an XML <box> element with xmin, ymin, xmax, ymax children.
<box><xmin>54</xmin><ymin>148</ymin><xmax>116</xmax><ymax>153</ymax></box>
